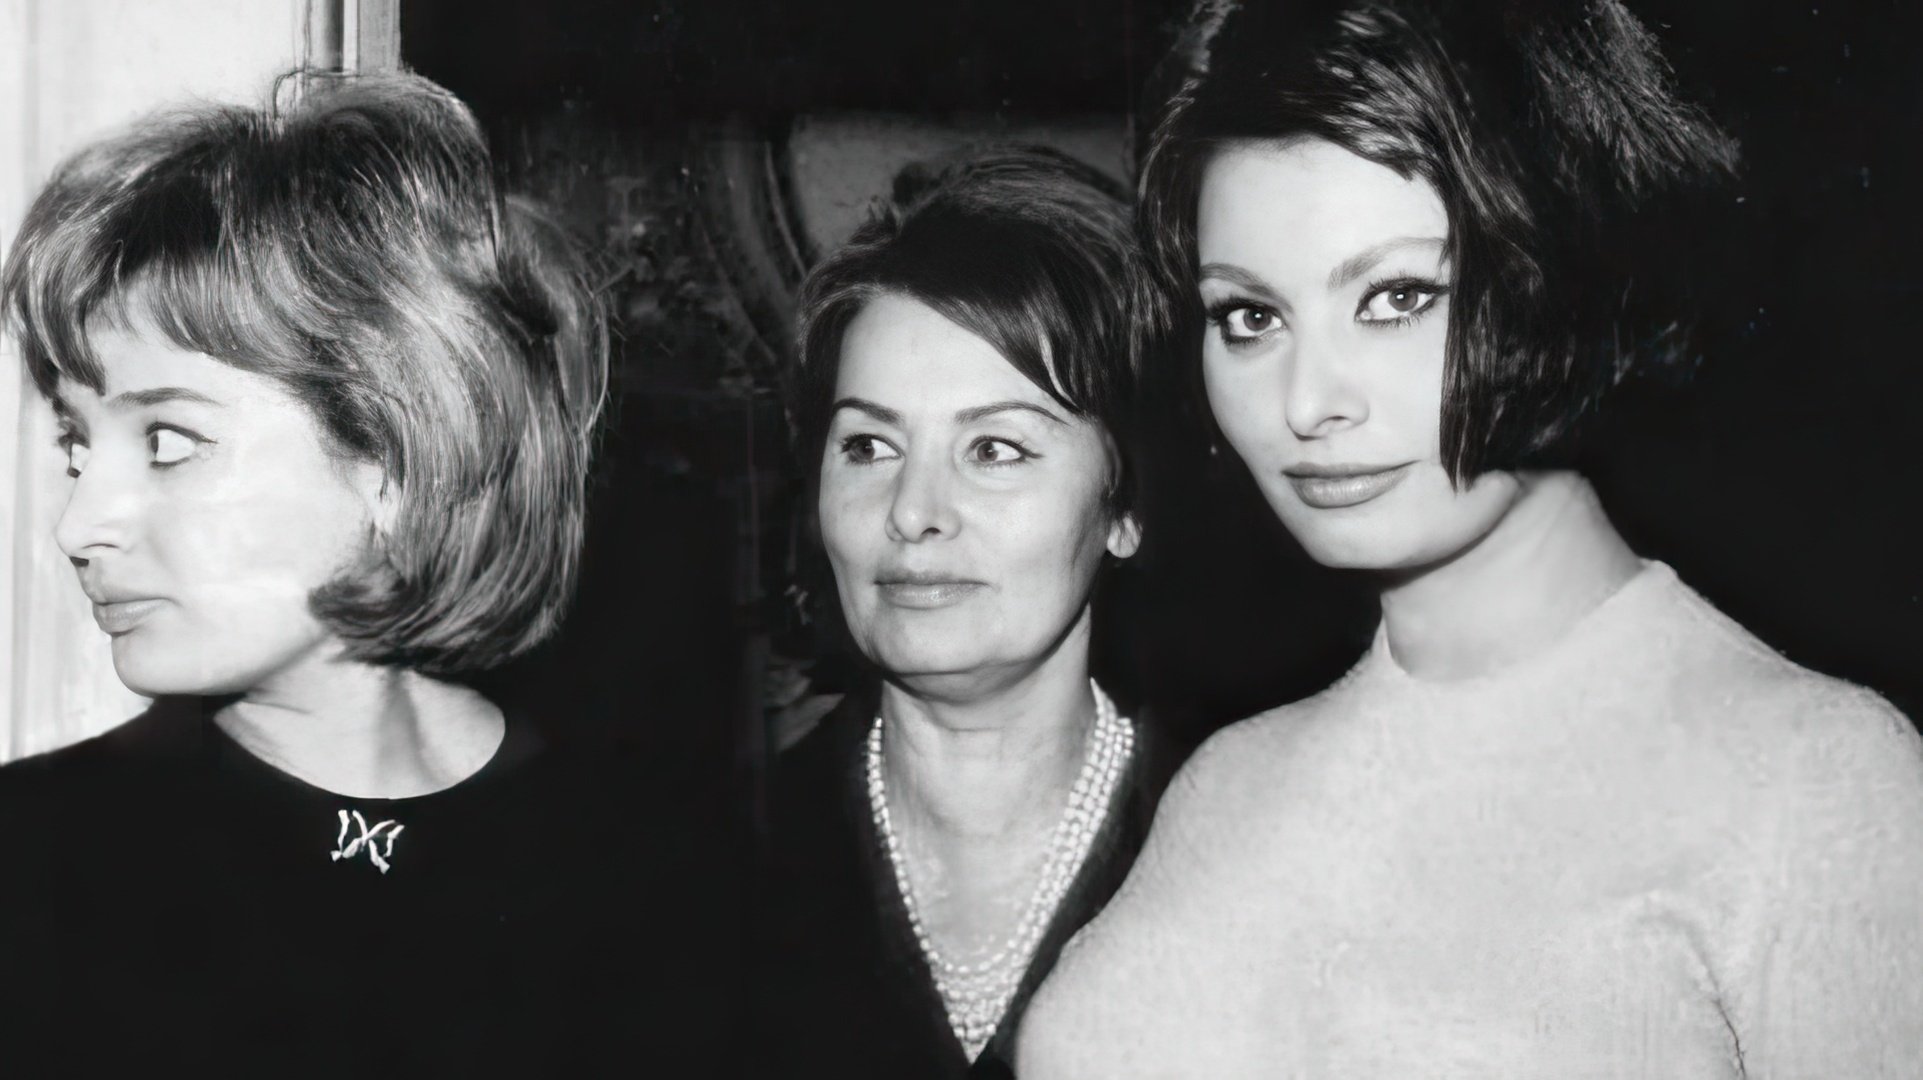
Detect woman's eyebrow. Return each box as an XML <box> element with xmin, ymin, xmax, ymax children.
<box><xmin>1197</xmin><ymin>262</ymin><xmax>1281</xmax><ymax>300</ymax></box>
<box><xmin>1326</xmin><ymin>235</ymin><xmax>1446</xmax><ymax>290</ymax></box>
<box><xmin>830</xmin><ymin>397</ymin><xmax>903</xmax><ymax>426</ymax></box>
<box><xmin>108</xmin><ymin>386</ymin><xmax>224</xmax><ymax>410</ymax></box>
<box><xmin>955</xmin><ymin>401</ymin><xmax>1067</xmax><ymax>426</ymax></box>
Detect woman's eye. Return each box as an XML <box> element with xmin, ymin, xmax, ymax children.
<box><xmin>147</xmin><ymin>427</ymin><xmax>201</xmax><ymax>466</ymax></box>
<box><xmin>57</xmin><ymin>433</ymin><xmax>90</xmax><ymax>477</ymax></box>
<box><xmin>1357</xmin><ymin>283</ymin><xmax>1443</xmax><ymax>323</ymax></box>
<box><xmin>969</xmin><ymin>438</ymin><xmax>1029</xmax><ymax>466</ymax></box>
<box><xmin>839</xmin><ymin>434</ymin><xmax>900</xmax><ymax>465</ymax></box>
<box><xmin>1215</xmin><ymin>304</ymin><xmax>1284</xmax><ymax>343</ymax></box>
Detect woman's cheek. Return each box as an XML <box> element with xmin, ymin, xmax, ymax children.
<box><xmin>817</xmin><ymin>491</ymin><xmax>866</xmax><ymax>567</ymax></box>
<box><xmin>1203</xmin><ymin>352</ymin><xmax>1279</xmax><ymax>455</ymax></box>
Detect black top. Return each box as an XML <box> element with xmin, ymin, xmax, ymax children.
<box><xmin>753</xmin><ymin>685</ymin><xmax>1181</xmax><ymax>1079</ymax></box>
<box><xmin>0</xmin><ymin>697</ymin><xmax>744</xmax><ymax>1078</ymax></box>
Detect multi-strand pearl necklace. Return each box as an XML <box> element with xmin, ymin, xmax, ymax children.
<box><xmin>865</xmin><ymin>680</ymin><xmax>1135</xmax><ymax>1060</ymax></box>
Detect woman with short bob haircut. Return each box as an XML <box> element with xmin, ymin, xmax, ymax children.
<box><xmin>1023</xmin><ymin>2</ymin><xmax>1923</xmax><ymax>1075</ymax></box>
<box><xmin>0</xmin><ymin>72</ymin><xmax>717</xmax><ymax>1074</ymax></box>
<box><xmin>758</xmin><ymin>147</ymin><xmax>1178</xmax><ymax>1078</ymax></box>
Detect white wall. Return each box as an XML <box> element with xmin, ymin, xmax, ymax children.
<box><xmin>1</xmin><ymin>0</ymin><xmax>302</xmax><ymax>760</ymax></box>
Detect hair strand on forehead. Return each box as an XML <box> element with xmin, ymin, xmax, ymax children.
<box><xmin>0</xmin><ymin>70</ymin><xmax>610</xmax><ymax>675</ymax></box>
<box><xmin>1138</xmin><ymin>0</ymin><xmax>1739</xmax><ymax>483</ymax></box>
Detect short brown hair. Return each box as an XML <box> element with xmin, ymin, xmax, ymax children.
<box><xmin>2</xmin><ymin>71</ymin><xmax>609</xmax><ymax>675</ymax></box>
<box><xmin>793</xmin><ymin>145</ymin><xmax>1144</xmax><ymax>519</ymax></box>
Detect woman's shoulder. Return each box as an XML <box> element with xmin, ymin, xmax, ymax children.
<box><xmin>1642</xmin><ymin>566</ymin><xmax>1911</xmax><ymax>738</ymax></box>
<box><xmin>757</xmin><ymin>687</ymin><xmax>873</xmax><ymax>867</ymax></box>
<box><xmin>1177</xmin><ymin>666</ymin><xmax>1369</xmax><ymax>778</ymax></box>
<box><xmin>1622</xmin><ymin>567</ymin><xmax>1923</xmax><ymax>839</ymax></box>
<box><xmin>771</xmin><ymin>686</ymin><xmax>873</xmax><ymax>802</ymax></box>
<box><xmin>1727</xmin><ymin>677</ymin><xmax>1923</xmax><ymax>841</ymax></box>
<box><xmin>1134</xmin><ymin>686</ymin><xmax>1354</xmax><ymax>861</ymax></box>
<box><xmin>0</xmin><ymin>703</ymin><xmax>204</xmax><ymax>933</ymax></box>
<box><xmin>0</xmin><ymin>699</ymin><xmax>202</xmax><ymax>801</ymax></box>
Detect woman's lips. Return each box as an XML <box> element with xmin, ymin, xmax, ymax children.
<box><xmin>91</xmin><ymin>598</ymin><xmax>166</xmax><ymax>635</ymax></box>
<box><xmin>875</xmin><ymin>580</ymin><xmax>986</xmax><ymax>609</ymax></box>
<box><xmin>1284</xmin><ymin>463</ymin><xmax>1414</xmax><ymax>509</ymax></box>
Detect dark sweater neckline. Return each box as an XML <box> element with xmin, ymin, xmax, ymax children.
<box><xmin>116</xmin><ymin>695</ymin><xmax>542</xmax><ymax>810</ymax></box>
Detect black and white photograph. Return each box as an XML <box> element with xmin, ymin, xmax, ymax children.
<box><xmin>2</xmin><ymin>0</ymin><xmax>1920</xmax><ymax>1076</ymax></box>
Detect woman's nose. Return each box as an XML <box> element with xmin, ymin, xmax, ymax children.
<box><xmin>54</xmin><ymin>456</ymin><xmax>139</xmax><ymax>564</ymax></box>
<box><xmin>1282</xmin><ymin>332</ymin><xmax>1370</xmax><ymax>439</ymax></box>
<box><xmin>885</xmin><ymin>455</ymin><xmax>959</xmax><ymax>542</ymax></box>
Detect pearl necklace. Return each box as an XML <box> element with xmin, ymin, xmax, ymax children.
<box><xmin>866</xmin><ymin>680</ymin><xmax>1135</xmax><ymax>1060</ymax></box>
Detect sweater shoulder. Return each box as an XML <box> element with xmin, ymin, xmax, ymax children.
<box><xmin>1646</xmin><ymin>572</ymin><xmax>1909</xmax><ymax>746</ymax></box>
<box><xmin>1612</xmin><ymin>573</ymin><xmax>1923</xmax><ymax>857</ymax></box>
<box><xmin>1145</xmin><ymin>663</ymin><xmax>1368</xmax><ymax>845</ymax></box>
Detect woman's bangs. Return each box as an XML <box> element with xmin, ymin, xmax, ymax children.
<box><xmin>100</xmin><ymin>251</ymin><xmax>300</xmax><ymax>376</ymax></box>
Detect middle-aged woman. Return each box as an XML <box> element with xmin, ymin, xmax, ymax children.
<box><xmin>1024</xmin><ymin>2</ymin><xmax>1923</xmax><ymax>1077</ymax></box>
<box><xmin>754</xmin><ymin>148</ymin><xmax>1177</xmax><ymax>1079</ymax></box>
<box><xmin>0</xmin><ymin>72</ymin><xmax>736</xmax><ymax>1075</ymax></box>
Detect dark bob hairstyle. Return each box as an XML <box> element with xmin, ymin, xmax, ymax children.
<box><xmin>1139</xmin><ymin>0</ymin><xmax>1739</xmax><ymax>480</ymax></box>
<box><xmin>793</xmin><ymin>145</ymin><xmax>1144</xmax><ymax>519</ymax></box>
<box><xmin>1</xmin><ymin>71</ymin><xmax>608</xmax><ymax>676</ymax></box>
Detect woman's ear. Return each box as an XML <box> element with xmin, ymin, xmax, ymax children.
<box><xmin>1106</xmin><ymin>512</ymin><xmax>1143</xmax><ymax>560</ymax></box>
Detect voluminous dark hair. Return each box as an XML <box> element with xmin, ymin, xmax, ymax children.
<box><xmin>793</xmin><ymin>145</ymin><xmax>1144</xmax><ymax>519</ymax></box>
<box><xmin>2</xmin><ymin>70</ymin><xmax>609</xmax><ymax>676</ymax></box>
<box><xmin>1140</xmin><ymin>0</ymin><xmax>1740</xmax><ymax>479</ymax></box>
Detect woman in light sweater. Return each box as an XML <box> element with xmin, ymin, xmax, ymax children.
<box><xmin>1020</xmin><ymin>1</ymin><xmax>1923</xmax><ymax>1076</ymax></box>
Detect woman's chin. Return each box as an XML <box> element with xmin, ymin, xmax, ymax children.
<box><xmin>871</xmin><ymin>649</ymin><xmax>990</xmax><ymax>683</ymax></box>
<box><xmin>1287</xmin><ymin>529</ymin><xmax>1413</xmax><ymax>571</ymax></box>
<box><xmin>109</xmin><ymin>642</ymin><xmax>246</xmax><ymax>699</ymax></box>
<box><xmin>1284</xmin><ymin>509</ymin><xmax>1499</xmax><ymax>573</ymax></box>
<box><xmin>108</xmin><ymin>664</ymin><xmax>194</xmax><ymax>699</ymax></box>
<box><xmin>863</xmin><ymin>635</ymin><xmax>1014</xmax><ymax>688</ymax></box>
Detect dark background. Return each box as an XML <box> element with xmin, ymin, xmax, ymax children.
<box><xmin>408</xmin><ymin>0</ymin><xmax>1923</xmax><ymax>802</ymax></box>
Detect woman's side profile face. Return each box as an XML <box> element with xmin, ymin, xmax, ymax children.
<box><xmin>818</xmin><ymin>292</ymin><xmax>1137</xmax><ymax>690</ymax></box>
<box><xmin>52</xmin><ymin>314</ymin><xmax>382</xmax><ymax>696</ymax></box>
<box><xmin>1196</xmin><ymin>138</ymin><xmax>1521</xmax><ymax>571</ymax></box>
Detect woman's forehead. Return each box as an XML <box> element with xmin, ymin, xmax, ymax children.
<box><xmin>56</xmin><ymin>323</ymin><xmax>274</xmax><ymax>414</ymax></box>
<box><xmin>835</xmin><ymin>293</ymin><xmax>1065</xmax><ymax>416</ymax></box>
<box><xmin>1197</xmin><ymin>140</ymin><xmax>1448</xmax><ymax>274</ymax></box>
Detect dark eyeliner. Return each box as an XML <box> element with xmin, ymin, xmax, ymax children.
<box><xmin>969</xmin><ymin>435</ymin><xmax>1035</xmax><ymax>465</ymax></box>
<box><xmin>1203</xmin><ymin>296</ymin><xmax>1285</xmax><ymax>349</ymax></box>
<box><xmin>1204</xmin><ymin>297</ymin><xmax>1265</xmax><ymax>325</ymax></box>
<box><xmin>145</xmin><ymin>422</ymin><xmax>215</xmax><ymax>469</ymax></box>
<box><xmin>837</xmin><ymin>432</ymin><xmax>894</xmax><ymax>464</ymax></box>
<box><xmin>54</xmin><ymin>427</ymin><xmax>86</xmax><ymax>478</ymax></box>
<box><xmin>145</xmin><ymin>421</ymin><xmax>212</xmax><ymax>441</ymax></box>
<box><xmin>1356</xmin><ymin>275</ymin><xmax>1450</xmax><ymax>324</ymax></box>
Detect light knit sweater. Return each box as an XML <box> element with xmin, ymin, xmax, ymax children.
<box><xmin>1020</xmin><ymin>562</ymin><xmax>1923</xmax><ymax>1078</ymax></box>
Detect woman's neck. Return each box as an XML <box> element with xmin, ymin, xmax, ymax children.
<box><xmin>214</xmin><ymin>647</ymin><xmax>505</xmax><ymax>799</ymax></box>
<box><xmin>880</xmin><ymin>619</ymin><xmax>1097</xmax><ymax>850</ymax></box>
<box><xmin>1378</xmin><ymin>470</ymin><xmax>1643</xmax><ymax>681</ymax></box>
